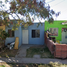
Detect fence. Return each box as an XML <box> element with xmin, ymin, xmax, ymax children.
<box><xmin>45</xmin><ymin>33</ymin><xmax>67</xmax><ymax>59</ymax></box>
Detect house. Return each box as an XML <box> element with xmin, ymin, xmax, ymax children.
<box><xmin>5</xmin><ymin>23</ymin><xmax>44</xmax><ymax>47</ymax></box>
<box><xmin>45</xmin><ymin>20</ymin><xmax>67</xmax><ymax>44</ymax></box>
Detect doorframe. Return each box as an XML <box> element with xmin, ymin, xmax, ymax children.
<box><xmin>22</xmin><ymin>30</ymin><xmax>29</xmax><ymax>44</ymax></box>
<box><xmin>62</xmin><ymin>28</ymin><xmax>67</xmax><ymax>43</ymax></box>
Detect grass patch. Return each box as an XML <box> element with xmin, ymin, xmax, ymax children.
<box><xmin>0</xmin><ymin>48</ymin><xmax>18</xmax><ymax>58</ymax></box>
<box><xmin>0</xmin><ymin>62</ymin><xmax>67</xmax><ymax>67</ymax></box>
<box><xmin>26</xmin><ymin>46</ymin><xmax>54</xmax><ymax>58</ymax></box>
<box><xmin>0</xmin><ymin>65</ymin><xmax>5</xmax><ymax>67</ymax></box>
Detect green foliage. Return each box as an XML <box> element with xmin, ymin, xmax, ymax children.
<box><xmin>0</xmin><ymin>0</ymin><xmax>60</xmax><ymax>30</ymax></box>
<box><xmin>0</xmin><ymin>65</ymin><xmax>5</xmax><ymax>67</ymax></box>
<box><xmin>48</xmin><ymin>17</ymin><xmax>54</xmax><ymax>24</ymax></box>
<box><xmin>0</xmin><ymin>29</ymin><xmax>9</xmax><ymax>40</ymax></box>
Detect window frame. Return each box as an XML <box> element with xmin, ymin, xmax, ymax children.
<box><xmin>8</xmin><ymin>29</ymin><xmax>14</xmax><ymax>37</ymax></box>
<box><xmin>49</xmin><ymin>28</ymin><xmax>58</xmax><ymax>36</ymax></box>
<box><xmin>32</xmin><ymin>29</ymin><xmax>40</xmax><ymax>38</ymax></box>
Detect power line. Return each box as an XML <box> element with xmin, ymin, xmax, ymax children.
<box><xmin>46</xmin><ymin>0</ymin><xmax>55</xmax><ymax>4</ymax></box>
<box><xmin>51</xmin><ymin>0</ymin><xmax>66</xmax><ymax>7</ymax></box>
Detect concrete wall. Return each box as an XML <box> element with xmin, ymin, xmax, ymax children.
<box><xmin>5</xmin><ymin>23</ymin><xmax>45</xmax><ymax>47</ymax></box>
<box><xmin>45</xmin><ymin>20</ymin><xmax>67</xmax><ymax>41</ymax></box>
<box><xmin>22</xmin><ymin>23</ymin><xmax>45</xmax><ymax>45</ymax></box>
<box><xmin>28</xmin><ymin>23</ymin><xmax>44</xmax><ymax>45</ymax></box>
<box><xmin>5</xmin><ymin>25</ymin><xmax>22</xmax><ymax>47</ymax></box>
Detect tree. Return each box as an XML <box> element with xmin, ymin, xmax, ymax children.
<box><xmin>0</xmin><ymin>29</ymin><xmax>9</xmax><ymax>47</ymax></box>
<box><xmin>0</xmin><ymin>0</ymin><xmax>60</xmax><ymax>30</ymax></box>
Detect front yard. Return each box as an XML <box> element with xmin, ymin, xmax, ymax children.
<box><xmin>0</xmin><ymin>45</ymin><xmax>67</xmax><ymax>67</ymax></box>
<box><xmin>26</xmin><ymin>45</ymin><xmax>54</xmax><ymax>58</ymax></box>
<box><xmin>0</xmin><ymin>48</ymin><xmax>18</xmax><ymax>58</ymax></box>
<box><xmin>0</xmin><ymin>45</ymin><xmax>54</xmax><ymax>58</ymax></box>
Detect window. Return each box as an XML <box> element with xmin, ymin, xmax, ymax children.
<box><xmin>8</xmin><ymin>29</ymin><xmax>14</xmax><ymax>37</ymax></box>
<box><xmin>49</xmin><ymin>28</ymin><xmax>58</xmax><ymax>36</ymax></box>
<box><xmin>32</xmin><ymin>30</ymin><xmax>40</xmax><ymax>38</ymax></box>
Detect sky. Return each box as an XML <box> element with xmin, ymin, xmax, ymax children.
<box><xmin>33</xmin><ymin>0</ymin><xmax>67</xmax><ymax>22</ymax></box>
<box><xmin>46</xmin><ymin>0</ymin><xmax>67</xmax><ymax>20</ymax></box>
<box><xmin>0</xmin><ymin>0</ymin><xmax>67</xmax><ymax>22</ymax></box>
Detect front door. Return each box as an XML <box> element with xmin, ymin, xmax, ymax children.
<box><xmin>62</xmin><ymin>28</ymin><xmax>67</xmax><ymax>44</ymax></box>
<box><xmin>22</xmin><ymin>30</ymin><xmax>28</xmax><ymax>44</ymax></box>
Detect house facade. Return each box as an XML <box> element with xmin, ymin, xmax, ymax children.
<box><xmin>5</xmin><ymin>23</ymin><xmax>44</xmax><ymax>47</ymax></box>
<box><xmin>45</xmin><ymin>20</ymin><xmax>67</xmax><ymax>44</ymax></box>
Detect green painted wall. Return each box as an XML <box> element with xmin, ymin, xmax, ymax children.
<box><xmin>45</xmin><ymin>20</ymin><xmax>67</xmax><ymax>41</ymax></box>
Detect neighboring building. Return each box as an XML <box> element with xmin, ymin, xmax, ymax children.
<box><xmin>45</xmin><ymin>20</ymin><xmax>67</xmax><ymax>44</ymax></box>
<box><xmin>5</xmin><ymin>23</ymin><xmax>44</xmax><ymax>47</ymax></box>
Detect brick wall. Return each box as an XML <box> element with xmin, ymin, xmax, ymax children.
<box><xmin>45</xmin><ymin>33</ymin><xmax>55</xmax><ymax>54</ymax></box>
<box><xmin>45</xmin><ymin>33</ymin><xmax>67</xmax><ymax>59</ymax></box>
<box><xmin>54</xmin><ymin>44</ymin><xmax>67</xmax><ymax>59</ymax></box>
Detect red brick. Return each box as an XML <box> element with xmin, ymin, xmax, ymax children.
<box><xmin>61</xmin><ymin>51</ymin><xmax>67</xmax><ymax>58</ymax></box>
<box><xmin>55</xmin><ymin>50</ymin><xmax>61</xmax><ymax>52</ymax></box>
<box><xmin>61</xmin><ymin>45</ymin><xmax>67</xmax><ymax>51</ymax></box>
<box><xmin>66</xmin><ymin>51</ymin><xmax>67</xmax><ymax>57</ymax></box>
<box><xmin>55</xmin><ymin>45</ymin><xmax>61</xmax><ymax>51</ymax></box>
<box><xmin>66</xmin><ymin>45</ymin><xmax>67</xmax><ymax>51</ymax></box>
<box><xmin>54</xmin><ymin>51</ymin><xmax>61</xmax><ymax>58</ymax></box>
<box><xmin>56</xmin><ymin>44</ymin><xmax>61</xmax><ymax>45</ymax></box>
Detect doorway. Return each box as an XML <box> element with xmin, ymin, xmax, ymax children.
<box><xmin>22</xmin><ymin>30</ymin><xmax>28</xmax><ymax>44</ymax></box>
<box><xmin>62</xmin><ymin>28</ymin><xmax>67</xmax><ymax>44</ymax></box>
